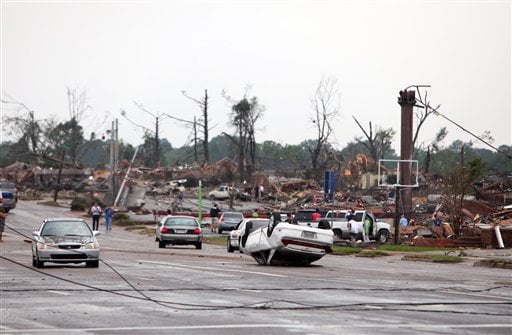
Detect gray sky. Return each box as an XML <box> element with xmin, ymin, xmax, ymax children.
<box><xmin>2</xmin><ymin>0</ymin><xmax>511</xmax><ymax>153</ymax></box>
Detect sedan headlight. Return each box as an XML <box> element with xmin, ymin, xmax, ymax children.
<box><xmin>37</xmin><ymin>242</ymin><xmax>48</xmax><ymax>250</ymax></box>
<box><xmin>85</xmin><ymin>242</ymin><xmax>99</xmax><ymax>249</ymax></box>
<box><xmin>37</xmin><ymin>239</ymin><xmax>55</xmax><ymax>249</ymax></box>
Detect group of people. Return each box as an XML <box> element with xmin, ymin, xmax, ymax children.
<box><xmin>89</xmin><ymin>202</ymin><xmax>114</xmax><ymax>231</ymax></box>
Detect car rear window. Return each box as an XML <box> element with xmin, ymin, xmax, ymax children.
<box><xmin>223</xmin><ymin>213</ymin><xmax>243</xmax><ymax>219</ymax></box>
<box><xmin>164</xmin><ymin>217</ymin><xmax>198</xmax><ymax>227</ymax></box>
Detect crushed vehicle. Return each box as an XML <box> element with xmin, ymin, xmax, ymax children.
<box><xmin>227</xmin><ymin>218</ymin><xmax>271</xmax><ymax>252</ymax></box>
<box><xmin>151</xmin><ymin>179</ymin><xmax>187</xmax><ymax>195</ymax></box>
<box><xmin>31</xmin><ymin>218</ymin><xmax>100</xmax><ymax>268</ymax></box>
<box><xmin>239</xmin><ymin>215</ymin><xmax>333</xmax><ymax>265</ymax></box>
<box><xmin>296</xmin><ymin>209</ymin><xmax>391</xmax><ymax>243</ymax></box>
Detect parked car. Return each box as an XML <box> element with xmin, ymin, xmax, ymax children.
<box><xmin>227</xmin><ymin>218</ymin><xmax>270</xmax><ymax>252</ymax></box>
<box><xmin>208</xmin><ymin>186</ymin><xmax>239</xmax><ymax>201</ymax></box>
<box><xmin>31</xmin><ymin>218</ymin><xmax>100</xmax><ymax>268</ymax></box>
<box><xmin>155</xmin><ymin>215</ymin><xmax>203</xmax><ymax>249</ymax></box>
<box><xmin>218</xmin><ymin>211</ymin><xmax>244</xmax><ymax>234</ymax></box>
<box><xmin>0</xmin><ymin>181</ymin><xmax>17</xmax><ymax>212</ymax></box>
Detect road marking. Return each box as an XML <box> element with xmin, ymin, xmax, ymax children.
<box><xmin>1</xmin><ymin>323</ymin><xmax>511</xmax><ymax>333</ymax></box>
<box><xmin>47</xmin><ymin>290</ymin><xmax>71</xmax><ymax>296</ymax></box>
<box><xmin>140</xmin><ymin>260</ymin><xmax>287</xmax><ymax>277</ymax></box>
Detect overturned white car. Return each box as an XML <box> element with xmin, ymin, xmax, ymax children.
<box><xmin>239</xmin><ymin>217</ymin><xmax>334</xmax><ymax>265</ymax></box>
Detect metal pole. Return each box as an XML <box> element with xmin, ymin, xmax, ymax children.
<box><xmin>394</xmin><ymin>185</ymin><xmax>400</xmax><ymax>244</ymax></box>
<box><xmin>198</xmin><ymin>180</ymin><xmax>202</xmax><ymax>225</ymax></box>
<box><xmin>114</xmin><ymin>146</ymin><xmax>139</xmax><ymax>207</ymax></box>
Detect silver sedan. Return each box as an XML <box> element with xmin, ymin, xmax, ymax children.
<box><xmin>31</xmin><ymin>218</ymin><xmax>100</xmax><ymax>268</ymax></box>
<box><xmin>155</xmin><ymin>215</ymin><xmax>203</xmax><ymax>249</ymax></box>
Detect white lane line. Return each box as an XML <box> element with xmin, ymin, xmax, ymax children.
<box><xmin>47</xmin><ymin>290</ymin><xmax>71</xmax><ymax>296</ymax></box>
<box><xmin>2</xmin><ymin>323</ymin><xmax>511</xmax><ymax>333</ymax></box>
<box><xmin>139</xmin><ymin>260</ymin><xmax>288</xmax><ymax>278</ymax></box>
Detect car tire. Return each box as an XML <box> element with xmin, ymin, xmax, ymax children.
<box><xmin>333</xmin><ymin>229</ymin><xmax>343</xmax><ymax>239</ymax></box>
<box><xmin>158</xmin><ymin>241</ymin><xmax>166</xmax><ymax>248</ymax></box>
<box><xmin>35</xmin><ymin>257</ymin><xmax>44</xmax><ymax>268</ymax></box>
<box><xmin>195</xmin><ymin>242</ymin><xmax>202</xmax><ymax>250</ymax></box>
<box><xmin>32</xmin><ymin>256</ymin><xmax>37</xmax><ymax>267</ymax></box>
<box><xmin>209</xmin><ymin>195</ymin><xmax>216</xmax><ymax>201</ymax></box>
<box><xmin>218</xmin><ymin>229</ymin><xmax>222</xmax><ymax>234</ymax></box>
<box><xmin>86</xmin><ymin>260</ymin><xmax>99</xmax><ymax>268</ymax></box>
<box><xmin>227</xmin><ymin>240</ymin><xmax>234</xmax><ymax>253</ymax></box>
<box><xmin>376</xmin><ymin>230</ymin><xmax>390</xmax><ymax>243</ymax></box>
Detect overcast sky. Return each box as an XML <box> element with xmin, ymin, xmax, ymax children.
<box><xmin>2</xmin><ymin>0</ymin><xmax>511</xmax><ymax>154</ymax></box>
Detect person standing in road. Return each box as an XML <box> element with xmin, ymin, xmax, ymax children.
<box><xmin>90</xmin><ymin>202</ymin><xmax>102</xmax><ymax>231</ymax></box>
<box><xmin>210</xmin><ymin>204</ymin><xmax>220</xmax><ymax>233</ymax></box>
<box><xmin>104</xmin><ymin>205</ymin><xmax>114</xmax><ymax>231</ymax></box>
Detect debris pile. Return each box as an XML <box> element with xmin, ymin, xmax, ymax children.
<box><xmin>3</xmin><ymin>159</ymin><xmax>511</xmax><ymax>248</ymax></box>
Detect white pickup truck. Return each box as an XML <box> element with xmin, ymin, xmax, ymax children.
<box><xmin>295</xmin><ymin>209</ymin><xmax>390</xmax><ymax>243</ymax></box>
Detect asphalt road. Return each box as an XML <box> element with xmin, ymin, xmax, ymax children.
<box><xmin>1</xmin><ymin>200</ymin><xmax>511</xmax><ymax>335</ymax></box>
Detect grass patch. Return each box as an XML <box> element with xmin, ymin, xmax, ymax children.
<box><xmin>402</xmin><ymin>254</ymin><xmax>463</xmax><ymax>263</ymax></box>
<box><xmin>378</xmin><ymin>245</ymin><xmax>456</xmax><ymax>253</ymax></box>
<box><xmin>124</xmin><ymin>224</ymin><xmax>155</xmax><ymax>236</ymax></box>
<box><xmin>332</xmin><ymin>245</ymin><xmax>361</xmax><ymax>255</ymax></box>
<box><xmin>355</xmin><ymin>250</ymin><xmax>391</xmax><ymax>258</ymax></box>
<box><xmin>204</xmin><ymin>235</ymin><xmax>227</xmax><ymax>245</ymax></box>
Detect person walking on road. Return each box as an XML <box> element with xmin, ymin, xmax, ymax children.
<box><xmin>104</xmin><ymin>206</ymin><xmax>113</xmax><ymax>231</ymax></box>
<box><xmin>90</xmin><ymin>202</ymin><xmax>102</xmax><ymax>231</ymax></box>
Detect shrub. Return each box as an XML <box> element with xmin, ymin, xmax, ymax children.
<box><xmin>71</xmin><ymin>196</ymin><xmax>88</xmax><ymax>211</ymax></box>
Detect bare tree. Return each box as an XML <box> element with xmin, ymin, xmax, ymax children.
<box><xmin>308</xmin><ymin>76</ymin><xmax>340</xmax><ymax>180</ymax></box>
<box><xmin>2</xmin><ymin>95</ymin><xmax>43</xmax><ymax>154</ymax></box>
<box><xmin>182</xmin><ymin>89</ymin><xmax>211</xmax><ymax>164</ymax></box>
<box><xmin>66</xmin><ymin>87</ymin><xmax>91</xmax><ymax>163</ymax></box>
<box><xmin>352</xmin><ymin>117</ymin><xmax>396</xmax><ymax>167</ymax></box>
<box><xmin>121</xmin><ymin>102</ymin><xmax>173</xmax><ymax>168</ymax></box>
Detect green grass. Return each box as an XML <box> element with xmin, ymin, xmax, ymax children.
<box><xmin>378</xmin><ymin>245</ymin><xmax>456</xmax><ymax>252</ymax></box>
<box><xmin>332</xmin><ymin>245</ymin><xmax>362</xmax><ymax>255</ymax></box>
<box><xmin>204</xmin><ymin>235</ymin><xmax>227</xmax><ymax>245</ymax></box>
<box><xmin>124</xmin><ymin>225</ymin><xmax>155</xmax><ymax>235</ymax></box>
<box><xmin>402</xmin><ymin>254</ymin><xmax>463</xmax><ymax>263</ymax></box>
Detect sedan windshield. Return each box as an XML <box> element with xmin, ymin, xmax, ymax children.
<box><xmin>42</xmin><ymin>221</ymin><xmax>92</xmax><ymax>236</ymax></box>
